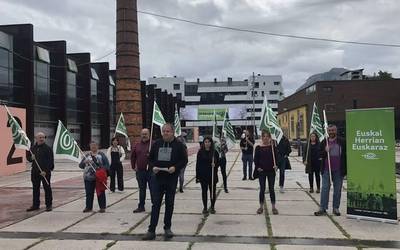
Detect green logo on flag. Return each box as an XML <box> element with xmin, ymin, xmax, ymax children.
<box><xmin>53</xmin><ymin>120</ymin><xmax>81</xmax><ymax>162</ymax></box>
<box><xmin>153</xmin><ymin>101</ymin><xmax>166</xmax><ymax>127</ymax></box>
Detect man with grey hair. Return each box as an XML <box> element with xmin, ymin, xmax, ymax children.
<box><xmin>142</xmin><ymin>123</ymin><xmax>188</xmax><ymax>240</ymax></box>
<box><xmin>26</xmin><ymin>132</ymin><xmax>54</xmax><ymax>212</ymax></box>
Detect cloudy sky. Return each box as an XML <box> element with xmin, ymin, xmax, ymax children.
<box><xmin>0</xmin><ymin>0</ymin><xmax>399</xmax><ymax>95</ymax></box>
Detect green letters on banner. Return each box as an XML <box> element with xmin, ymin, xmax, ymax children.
<box><xmin>346</xmin><ymin>108</ymin><xmax>397</xmax><ymax>221</ymax></box>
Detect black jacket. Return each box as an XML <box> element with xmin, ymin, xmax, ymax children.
<box><xmin>320</xmin><ymin>137</ymin><xmax>347</xmax><ymax>176</ymax></box>
<box><xmin>149</xmin><ymin>138</ymin><xmax>188</xmax><ymax>180</ymax></box>
<box><xmin>196</xmin><ymin>149</ymin><xmax>219</xmax><ymax>183</ymax></box>
<box><xmin>27</xmin><ymin>143</ymin><xmax>54</xmax><ymax>174</ymax></box>
<box><xmin>302</xmin><ymin>142</ymin><xmax>321</xmax><ymax>173</ymax></box>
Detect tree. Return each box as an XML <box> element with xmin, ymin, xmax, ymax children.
<box><xmin>372</xmin><ymin>70</ymin><xmax>393</xmax><ymax>80</ymax></box>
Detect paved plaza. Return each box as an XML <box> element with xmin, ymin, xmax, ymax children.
<box><xmin>0</xmin><ymin>144</ymin><xmax>399</xmax><ymax>250</ymax></box>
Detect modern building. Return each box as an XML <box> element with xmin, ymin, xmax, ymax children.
<box><xmin>0</xmin><ymin>24</ymin><xmax>116</xmax><ymax>149</ymax></box>
<box><xmin>148</xmin><ymin>74</ymin><xmax>284</xmax><ymax>138</ymax></box>
<box><xmin>278</xmin><ymin>70</ymin><xmax>400</xmax><ymax>141</ymax></box>
<box><xmin>148</xmin><ymin>76</ymin><xmax>185</xmax><ymax>101</ymax></box>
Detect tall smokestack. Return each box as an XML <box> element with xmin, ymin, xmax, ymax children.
<box><xmin>116</xmin><ymin>0</ymin><xmax>142</xmax><ymax>141</ymax></box>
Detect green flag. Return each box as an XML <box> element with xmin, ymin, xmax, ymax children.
<box><xmin>310</xmin><ymin>102</ymin><xmax>325</xmax><ymax>142</ymax></box>
<box><xmin>174</xmin><ymin>105</ymin><xmax>181</xmax><ymax>137</ymax></box>
<box><xmin>260</xmin><ymin>96</ymin><xmax>283</xmax><ymax>143</ymax></box>
<box><xmin>53</xmin><ymin>120</ymin><xmax>82</xmax><ymax>162</ymax></box>
<box><xmin>153</xmin><ymin>101</ymin><xmax>166</xmax><ymax>127</ymax></box>
<box><xmin>212</xmin><ymin>110</ymin><xmax>221</xmax><ymax>153</ymax></box>
<box><xmin>5</xmin><ymin>105</ymin><xmax>31</xmax><ymax>151</ymax></box>
<box><xmin>115</xmin><ymin>113</ymin><xmax>128</xmax><ymax>137</ymax></box>
<box><xmin>222</xmin><ymin>109</ymin><xmax>236</xmax><ymax>148</ymax></box>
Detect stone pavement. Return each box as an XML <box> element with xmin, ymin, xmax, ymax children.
<box><xmin>0</xmin><ymin>143</ymin><xmax>399</xmax><ymax>250</ymax></box>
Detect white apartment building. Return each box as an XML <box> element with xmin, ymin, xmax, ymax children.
<box><xmin>147</xmin><ymin>74</ymin><xmax>284</xmax><ymax>135</ymax></box>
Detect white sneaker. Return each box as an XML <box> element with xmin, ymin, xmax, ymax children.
<box><xmin>279</xmin><ymin>187</ymin><xmax>285</xmax><ymax>193</ymax></box>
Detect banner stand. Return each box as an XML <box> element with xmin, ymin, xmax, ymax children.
<box><xmin>347</xmin><ymin>214</ymin><xmax>399</xmax><ymax>225</ymax></box>
<box><xmin>346</xmin><ymin>107</ymin><xmax>398</xmax><ymax>224</ymax></box>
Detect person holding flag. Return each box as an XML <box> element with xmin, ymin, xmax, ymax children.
<box><xmin>254</xmin><ymin>130</ymin><xmax>279</xmax><ymax>215</ymax></box>
<box><xmin>303</xmin><ymin>102</ymin><xmax>324</xmax><ymax>193</ymax></box>
<box><xmin>26</xmin><ymin>132</ymin><xmax>54</xmax><ymax>212</ymax></box>
<box><xmin>79</xmin><ymin>141</ymin><xmax>110</xmax><ymax>213</ymax></box>
<box><xmin>314</xmin><ymin>123</ymin><xmax>347</xmax><ymax>216</ymax></box>
<box><xmin>131</xmin><ymin>128</ymin><xmax>153</xmax><ymax>213</ymax></box>
<box><xmin>4</xmin><ymin>105</ymin><xmax>53</xmax><ymax>212</ymax></box>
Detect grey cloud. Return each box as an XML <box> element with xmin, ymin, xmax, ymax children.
<box><xmin>0</xmin><ymin>0</ymin><xmax>399</xmax><ymax>95</ymax></box>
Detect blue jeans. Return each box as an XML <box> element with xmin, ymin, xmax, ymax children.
<box><xmin>320</xmin><ymin>169</ymin><xmax>343</xmax><ymax>211</ymax></box>
<box><xmin>136</xmin><ymin>170</ymin><xmax>152</xmax><ymax>209</ymax></box>
<box><xmin>242</xmin><ymin>154</ymin><xmax>253</xmax><ymax>179</ymax></box>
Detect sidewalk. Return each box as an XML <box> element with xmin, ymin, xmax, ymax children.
<box><xmin>0</xmin><ymin>144</ymin><xmax>399</xmax><ymax>250</ymax></box>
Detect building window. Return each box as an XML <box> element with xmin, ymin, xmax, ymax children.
<box><xmin>254</xmin><ymin>82</ymin><xmax>259</xmax><ymax>88</ymax></box>
<box><xmin>274</xmin><ymin>82</ymin><xmax>280</xmax><ymax>86</ymax></box>
<box><xmin>173</xmin><ymin>84</ymin><xmax>180</xmax><ymax>90</ymax></box>
<box><xmin>263</xmin><ymin>82</ymin><xmax>266</xmax><ymax>86</ymax></box>
<box><xmin>269</xmin><ymin>91</ymin><xmax>278</xmax><ymax>95</ymax></box>
<box><xmin>261</xmin><ymin>91</ymin><xmax>264</xmax><ymax>96</ymax></box>
<box><xmin>323</xmin><ymin>86</ymin><xmax>333</xmax><ymax>92</ymax></box>
<box><xmin>176</xmin><ymin>93</ymin><xmax>182</xmax><ymax>100</ymax></box>
<box><xmin>306</xmin><ymin>85</ymin><xmax>316</xmax><ymax>95</ymax></box>
<box><xmin>325</xmin><ymin>103</ymin><xmax>336</xmax><ymax>112</ymax></box>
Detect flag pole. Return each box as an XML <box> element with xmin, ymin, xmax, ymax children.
<box><xmin>323</xmin><ymin>110</ymin><xmax>333</xmax><ymax>184</ymax></box>
<box><xmin>4</xmin><ymin>104</ymin><xmax>49</xmax><ymax>185</ymax></box>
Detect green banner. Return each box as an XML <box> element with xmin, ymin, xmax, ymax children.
<box><xmin>346</xmin><ymin>108</ymin><xmax>397</xmax><ymax>221</ymax></box>
<box><xmin>198</xmin><ymin>108</ymin><xmax>225</xmax><ymax>121</ymax></box>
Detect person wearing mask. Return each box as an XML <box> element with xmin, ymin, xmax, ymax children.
<box><xmin>79</xmin><ymin>141</ymin><xmax>110</xmax><ymax>213</ymax></box>
<box><xmin>106</xmin><ymin>137</ymin><xmax>126</xmax><ymax>193</ymax></box>
<box><xmin>314</xmin><ymin>125</ymin><xmax>347</xmax><ymax>216</ymax></box>
<box><xmin>303</xmin><ymin>132</ymin><xmax>321</xmax><ymax>193</ymax></box>
<box><xmin>196</xmin><ymin>136</ymin><xmax>220</xmax><ymax>214</ymax></box>
<box><xmin>277</xmin><ymin>135</ymin><xmax>292</xmax><ymax>193</ymax></box>
<box><xmin>240</xmin><ymin>130</ymin><xmax>255</xmax><ymax>180</ymax></box>
<box><xmin>176</xmin><ymin>135</ymin><xmax>188</xmax><ymax>193</ymax></box>
<box><xmin>198</xmin><ymin>135</ymin><xmax>204</xmax><ymax>147</ymax></box>
<box><xmin>131</xmin><ymin>128</ymin><xmax>153</xmax><ymax>213</ymax></box>
<box><xmin>142</xmin><ymin>123</ymin><xmax>188</xmax><ymax>241</ymax></box>
<box><xmin>254</xmin><ymin>130</ymin><xmax>279</xmax><ymax>215</ymax></box>
<box><xmin>219</xmin><ymin>137</ymin><xmax>229</xmax><ymax>193</ymax></box>
<box><xmin>26</xmin><ymin>132</ymin><xmax>54</xmax><ymax>212</ymax></box>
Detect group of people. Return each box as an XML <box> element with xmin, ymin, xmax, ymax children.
<box><xmin>25</xmin><ymin>123</ymin><xmax>347</xmax><ymax>241</ymax></box>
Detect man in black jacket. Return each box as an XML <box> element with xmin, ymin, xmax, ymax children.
<box><xmin>142</xmin><ymin>123</ymin><xmax>188</xmax><ymax>240</ymax></box>
<box><xmin>26</xmin><ymin>132</ymin><xmax>54</xmax><ymax>212</ymax></box>
<box><xmin>314</xmin><ymin>125</ymin><xmax>347</xmax><ymax>216</ymax></box>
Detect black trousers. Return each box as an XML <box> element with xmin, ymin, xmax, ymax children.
<box><xmin>149</xmin><ymin>176</ymin><xmax>178</xmax><ymax>232</ymax></box>
<box><xmin>31</xmin><ymin>171</ymin><xmax>52</xmax><ymax>208</ymax></box>
<box><xmin>200</xmin><ymin>180</ymin><xmax>217</xmax><ymax>209</ymax></box>
<box><xmin>110</xmin><ymin>163</ymin><xmax>124</xmax><ymax>191</ymax></box>
<box><xmin>258</xmin><ymin>171</ymin><xmax>276</xmax><ymax>204</ymax></box>
<box><xmin>308</xmin><ymin>169</ymin><xmax>321</xmax><ymax>189</ymax></box>
<box><xmin>219</xmin><ymin>157</ymin><xmax>228</xmax><ymax>190</ymax></box>
<box><xmin>84</xmin><ymin>180</ymin><xmax>106</xmax><ymax>209</ymax></box>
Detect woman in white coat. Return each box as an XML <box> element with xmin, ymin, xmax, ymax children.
<box><xmin>106</xmin><ymin>137</ymin><xmax>126</xmax><ymax>192</ymax></box>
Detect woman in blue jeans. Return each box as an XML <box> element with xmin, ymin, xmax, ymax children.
<box><xmin>254</xmin><ymin>130</ymin><xmax>279</xmax><ymax>215</ymax></box>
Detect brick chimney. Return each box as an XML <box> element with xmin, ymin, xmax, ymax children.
<box><xmin>116</xmin><ymin>0</ymin><xmax>142</xmax><ymax>141</ymax></box>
